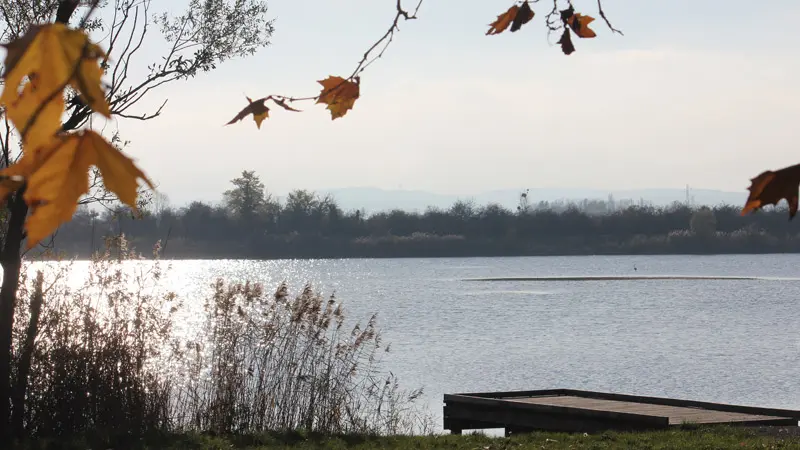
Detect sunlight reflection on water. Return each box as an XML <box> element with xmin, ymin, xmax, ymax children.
<box><xmin>16</xmin><ymin>254</ymin><xmax>800</xmax><ymax>432</ymax></box>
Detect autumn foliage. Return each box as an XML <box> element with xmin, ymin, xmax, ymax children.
<box><xmin>742</xmin><ymin>164</ymin><xmax>800</xmax><ymax>219</ymax></box>
<box><xmin>225</xmin><ymin>1</ymin><xmax>611</xmax><ymax>127</ymax></box>
<box><xmin>0</xmin><ymin>0</ymin><xmax>792</xmax><ymax>254</ymax></box>
<box><xmin>0</xmin><ymin>22</ymin><xmax>152</xmax><ymax>249</ymax></box>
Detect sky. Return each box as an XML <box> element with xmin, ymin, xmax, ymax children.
<box><xmin>84</xmin><ymin>0</ymin><xmax>800</xmax><ymax>206</ymax></box>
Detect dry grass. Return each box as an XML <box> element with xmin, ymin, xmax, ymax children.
<box><xmin>171</xmin><ymin>279</ymin><xmax>430</xmax><ymax>435</ymax></box>
<box><xmin>10</xmin><ymin>235</ymin><xmax>430</xmax><ymax>438</ymax></box>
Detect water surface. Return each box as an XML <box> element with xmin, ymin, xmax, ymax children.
<box><xmin>30</xmin><ymin>254</ymin><xmax>800</xmax><ymax>430</ymax></box>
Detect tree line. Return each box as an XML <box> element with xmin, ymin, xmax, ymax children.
<box><xmin>49</xmin><ymin>170</ymin><xmax>800</xmax><ymax>259</ymax></box>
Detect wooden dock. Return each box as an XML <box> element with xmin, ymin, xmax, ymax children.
<box><xmin>443</xmin><ymin>389</ymin><xmax>800</xmax><ymax>436</ymax></box>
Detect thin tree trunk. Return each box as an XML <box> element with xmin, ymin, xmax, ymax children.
<box><xmin>11</xmin><ymin>270</ymin><xmax>43</xmax><ymax>437</ymax></box>
<box><xmin>0</xmin><ymin>190</ymin><xmax>29</xmax><ymax>440</ymax></box>
<box><xmin>0</xmin><ymin>6</ymin><xmax>77</xmax><ymax>440</ymax></box>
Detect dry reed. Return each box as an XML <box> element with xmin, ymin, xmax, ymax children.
<box><xmin>9</xmin><ymin>235</ymin><xmax>430</xmax><ymax>438</ymax></box>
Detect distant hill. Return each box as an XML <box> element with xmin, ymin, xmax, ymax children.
<box><xmin>318</xmin><ymin>187</ymin><xmax>748</xmax><ymax>214</ymax></box>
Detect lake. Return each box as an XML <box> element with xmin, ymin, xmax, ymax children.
<box><xmin>28</xmin><ymin>254</ymin><xmax>800</xmax><ymax>431</ymax></box>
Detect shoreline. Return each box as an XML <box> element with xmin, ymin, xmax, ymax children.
<box><xmin>25</xmin><ymin>250</ymin><xmax>800</xmax><ymax>262</ymax></box>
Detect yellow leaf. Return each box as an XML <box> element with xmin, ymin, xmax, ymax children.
<box><xmin>0</xmin><ymin>23</ymin><xmax>110</xmax><ymax>143</ymax></box>
<box><xmin>5</xmin><ymin>130</ymin><xmax>152</xmax><ymax>248</ymax></box>
<box><xmin>81</xmin><ymin>130</ymin><xmax>154</xmax><ymax>207</ymax></box>
<box><xmin>253</xmin><ymin>110</ymin><xmax>269</xmax><ymax>128</ymax></box>
<box><xmin>316</xmin><ymin>76</ymin><xmax>360</xmax><ymax>120</ymax></box>
<box><xmin>1</xmin><ymin>25</ymin><xmax>41</xmax><ymax>76</ymax></box>
<box><xmin>4</xmin><ymin>74</ymin><xmax>64</xmax><ymax>152</ymax></box>
<box><xmin>226</xmin><ymin>96</ymin><xmax>270</xmax><ymax>129</ymax></box>
<box><xmin>23</xmin><ymin>134</ymin><xmax>95</xmax><ymax>247</ymax></box>
<box><xmin>0</xmin><ymin>137</ymin><xmax>62</xmax><ymax>202</ymax></box>
<box><xmin>71</xmin><ymin>44</ymin><xmax>109</xmax><ymax>116</ymax></box>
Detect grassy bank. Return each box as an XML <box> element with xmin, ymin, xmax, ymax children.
<box><xmin>14</xmin><ymin>427</ymin><xmax>800</xmax><ymax>449</ymax></box>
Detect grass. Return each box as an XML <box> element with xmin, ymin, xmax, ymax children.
<box><xmin>12</xmin><ymin>427</ymin><xmax>800</xmax><ymax>449</ymax></box>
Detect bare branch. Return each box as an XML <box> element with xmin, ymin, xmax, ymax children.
<box><xmin>55</xmin><ymin>0</ymin><xmax>79</xmax><ymax>24</ymax></box>
<box><xmin>597</xmin><ymin>0</ymin><xmax>622</xmax><ymax>35</ymax></box>
<box><xmin>114</xmin><ymin>98</ymin><xmax>167</xmax><ymax>120</ymax></box>
<box><xmin>263</xmin><ymin>0</ymin><xmax>424</xmax><ymax>106</ymax></box>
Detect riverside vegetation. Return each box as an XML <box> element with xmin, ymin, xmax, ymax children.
<box><xmin>9</xmin><ymin>235</ymin><xmax>431</xmax><ymax>444</ymax></box>
<box><xmin>47</xmin><ymin>171</ymin><xmax>800</xmax><ymax>260</ymax></box>
<box><xmin>2</xmin><ymin>0</ymin><xmax>799</xmax><ymax>448</ymax></box>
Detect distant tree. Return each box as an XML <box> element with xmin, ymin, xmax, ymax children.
<box><xmin>257</xmin><ymin>191</ymin><xmax>283</xmax><ymax>231</ymax></box>
<box><xmin>313</xmin><ymin>194</ymin><xmax>342</xmax><ymax>233</ymax></box>
<box><xmin>450</xmin><ymin>199</ymin><xmax>476</xmax><ymax>221</ymax></box>
<box><xmin>281</xmin><ymin>189</ymin><xmax>317</xmax><ymax>232</ymax></box>
<box><xmin>285</xmin><ymin>190</ymin><xmax>318</xmax><ymax>215</ymax></box>
<box><xmin>517</xmin><ymin>189</ymin><xmax>531</xmax><ymax>214</ymax></box>
<box><xmin>223</xmin><ymin>171</ymin><xmax>267</xmax><ymax>224</ymax></box>
<box><xmin>181</xmin><ymin>201</ymin><xmax>217</xmax><ymax>241</ymax></box>
<box><xmin>690</xmin><ymin>207</ymin><xmax>718</xmax><ymax>238</ymax></box>
<box><xmin>447</xmin><ymin>200</ymin><xmax>475</xmax><ymax>235</ymax></box>
<box><xmin>151</xmin><ymin>192</ymin><xmax>170</xmax><ymax>217</ymax></box>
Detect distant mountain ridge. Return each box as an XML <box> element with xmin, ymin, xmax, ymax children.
<box><xmin>316</xmin><ymin>187</ymin><xmax>748</xmax><ymax>214</ymax></box>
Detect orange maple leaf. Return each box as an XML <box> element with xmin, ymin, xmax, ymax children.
<box><xmin>227</xmin><ymin>96</ymin><xmax>270</xmax><ymax>129</ymax></box>
<box><xmin>316</xmin><ymin>76</ymin><xmax>360</xmax><ymax>120</ymax></box>
<box><xmin>567</xmin><ymin>13</ymin><xmax>597</xmax><ymax>38</ymax></box>
<box><xmin>486</xmin><ymin>5</ymin><xmax>519</xmax><ymax>36</ymax></box>
<box><xmin>741</xmin><ymin>163</ymin><xmax>800</xmax><ymax>219</ymax></box>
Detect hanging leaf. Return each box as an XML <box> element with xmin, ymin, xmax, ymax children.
<box><xmin>227</xmin><ymin>96</ymin><xmax>270</xmax><ymax>129</ymax></box>
<box><xmin>741</xmin><ymin>163</ymin><xmax>800</xmax><ymax>219</ymax></box>
<box><xmin>4</xmin><ymin>74</ymin><xmax>64</xmax><ymax>152</ymax></box>
<box><xmin>0</xmin><ymin>22</ymin><xmax>110</xmax><ymax>133</ymax></box>
<box><xmin>510</xmin><ymin>2</ymin><xmax>535</xmax><ymax>33</ymax></box>
<box><xmin>567</xmin><ymin>13</ymin><xmax>597</xmax><ymax>38</ymax></box>
<box><xmin>0</xmin><ymin>130</ymin><xmax>152</xmax><ymax>248</ymax></box>
<box><xmin>558</xmin><ymin>29</ymin><xmax>575</xmax><ymax>55</ymax></box>
<box><xmin>316</xmin><ymin>76</ymin><xmax>360</xmax><ymax>120</ymax></box>
<box><xmin>486</xmin><ymin>5</ymin><xmax>519</xmax><ymax>35</ymax></box>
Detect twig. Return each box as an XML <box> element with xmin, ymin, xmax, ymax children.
<box><xmin>544</xmin><ymin>0</ymin><xmax>562</xmax><ymax>33</ymax></box>
<box><xmin>114</xmin><ymin>99</ymin><xmax>167</xmax><ymax>120</ymax></box>
<box><xmin>597</xmin><ymin>0</ymin><xmax>623</xmax><ymax>35</ymax></box>
<box><xmin>78</xmin><ymin>0</ymin><xmax>103</xmax><ymax>29</ymax></box>
<box><xmin>261</xmin><ymin>0</ymin><xmax>423</xmax><ymax>106</ymax></box>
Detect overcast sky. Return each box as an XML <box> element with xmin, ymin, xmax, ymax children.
<box><xmin>93</xmin><ymin>0</ymin><xmax>800</xmax><ymax>206</ymax></box>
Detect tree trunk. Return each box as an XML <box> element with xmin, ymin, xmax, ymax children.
<box><xmin>11</xmin><ymin>270</ymin><xmax>42</xmax><ymax>437</ymax></box>
<box><xmin>0</xmin><ymin>6</ymin><xmax>77</xmax><ymax>439</ymax></box>
<box><xmin>0</xmin><ymin>190</ymin><xmax>29</xmax><ymax>440</ymax></box>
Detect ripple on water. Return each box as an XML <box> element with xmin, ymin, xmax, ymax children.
<box><xmin>18</xmin><ymin>254</ymin><xmax>800</xmax><ymax>432</ymax></box>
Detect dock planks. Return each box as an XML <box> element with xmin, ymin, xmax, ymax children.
<box><xmin>443</xmin><ymin>389</ymin><xmax>800</xmax><ymax>435</ymax></box>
